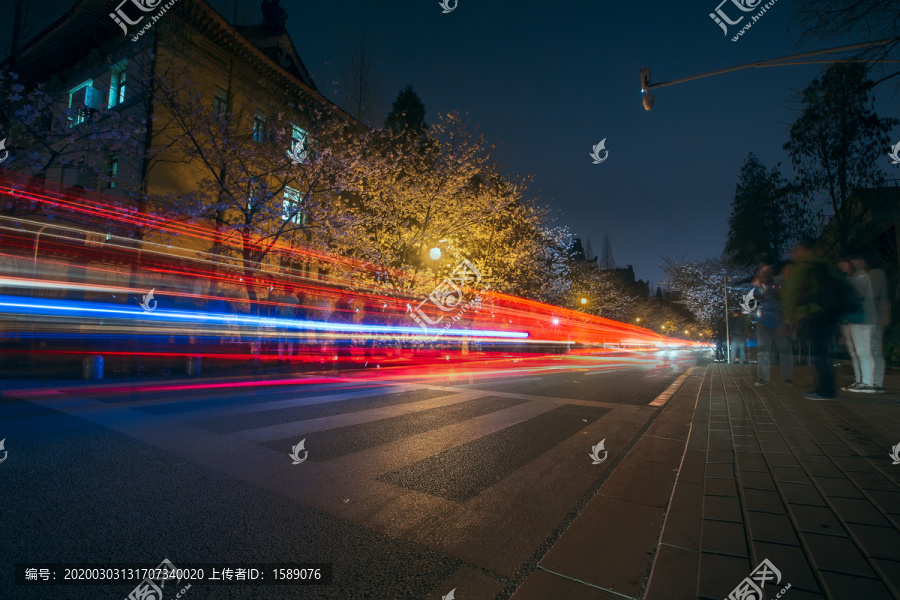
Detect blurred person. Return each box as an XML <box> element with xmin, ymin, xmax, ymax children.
<box><xmin>781</xmin><ymin>240</ymin><xmax>847</xmax><ymax>400</ymax></box>
<box><xmin>729</xmin><ymin>309</ymin><xmax>750</xmax><ymax>364</ymax></box>
<box><xmin>754</xmin><ymin>262</ymin><xmax>794</xmax><ymax>385</ymax></box>
<box><xmin>846</xmin><ymin>253</ymin><xmax>891</xmax><ymax>393</ymax></box>
<box><xmin>836</xmin><ymin>258</ymin><xmax>864</xmax><ymax>392</ymax></box>
<box><xmin>713</xmin><ymin>328</ymin><xmax>725</xmax><ymax>362</ymax></box>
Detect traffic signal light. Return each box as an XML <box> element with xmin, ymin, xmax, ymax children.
<box><xmin>640</xmin><ymin>67</ymin><xmax>654</xmax><ymax>111</ymax></box>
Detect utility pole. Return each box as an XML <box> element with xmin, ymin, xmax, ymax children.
<box><xmin>724</xmin><ymin>273</ymin><xmax>731</xmax><ymax>364</ymax></box>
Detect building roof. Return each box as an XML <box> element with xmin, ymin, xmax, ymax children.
<box><xmin>8</xmin><ymin>0</ymin><xmax>323</xmax><ymax>103</ymax></box>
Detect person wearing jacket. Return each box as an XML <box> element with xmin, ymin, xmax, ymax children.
<box><xmin>781</xmin><ymin>240</ymin><xmax>840</xmax><ymax>399</ymax></box>
<box><xmin>729</xmin><ymin>310</ymin><xmax>750</xmax><ymax>364</ymax></box>
<box><xmin>847</xmin><ymin>254</ymin><xmax>891</xmax><ymax>393</ymax></box>
<box><xmin>837</xmin><ymin>258</ymin><xmax>865</xmax><ymax>392</ymax></box>
<box><xmin>754</xmin><ymin>262</ymin><xmax>793</xmax><ymax>385</ymax></box>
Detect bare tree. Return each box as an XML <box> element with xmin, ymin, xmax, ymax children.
<box><xmin>342</xmin><ymin>37</ymin><xmax>384</xmax><ymax>127</ymax></box>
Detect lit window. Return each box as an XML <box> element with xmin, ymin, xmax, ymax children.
<box><xmin>213</xmin><ymin>86</ymin><xmax>227</xmax><ymax>116</ymax></box>
<box><xmin>289</xmin><ymin>124</ymin><xmax>308</xmax><ymax>163</ymax></box>
<box><xmin>68</xmin><ymin>79</ymin><xmax>95</xmax><ymax>126</ymax></box>
<box><xmin>107</xmin><ymin>155</ymin><xmax>119</xmax><ymax>189</ymax></box>
<box><xmin>282</xmin><ymin>186</ymin><xmax>304</xmax><ymax>224</ymax></box>
<box><xmin>108</xmin><ymin>61</ymin><xmax>127</xmax><ymax>108</ymax></box>
<box><xmin>252</xmin><ymin>111</ymin><xmax>266</xmax><ymax>143</ymax></box>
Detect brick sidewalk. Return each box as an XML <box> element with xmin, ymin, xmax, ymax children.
<box><xmin>511</xmin><ymin>363</ymin><xmax>900</xmax><ymax>600</ymax></box>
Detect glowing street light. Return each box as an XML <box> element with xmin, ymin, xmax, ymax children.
<box><xmin>429</xmin><ymin>247</ymin><xmax>442</xmax><ymax>260</ymax></box>
<box><xmin>580</xmin><ymin>298</ymin><xmax>587</xmax><ymax>305</ymax></box>
<box><xmin>635</xmin><ymin>317</ymin><xmax>641</xmax><ymax>323</ymax></box>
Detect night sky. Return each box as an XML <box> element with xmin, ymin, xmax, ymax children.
<box><xmin>5</xmin><ymin>0</ymin><xmax>900</xmax><ymax>286</ymax></box>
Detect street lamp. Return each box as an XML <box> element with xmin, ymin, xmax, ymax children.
<box><xmin>580</xmin><ymin>298</ymin><xmax>587</xmax><ymax>305</ymax></box>
<box><xmin>635</xmin><ymin>317</ymin><xmax>641</xmax><ymax>323</ymax></box>
<box><xmin>429</xmin><ymin>247</ymin><xmax>442</xmax><ymax>260</ymax></box>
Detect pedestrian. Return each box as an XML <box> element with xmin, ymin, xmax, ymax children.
<box><xmin>713</xmin><ymin>328</ymin><xmax>725</xmax><ymax>362</ymax></box>
<box><xmin>845</xmin><ymin>253</ymin><xmax>890</xmax><ymax>393</ymax></box>
<box><xmin>753</xmin><ymin>262</ymin><xmax>794</xmax><ymax>385</ymax></box>
<box><xmin>781</xmin><ymin>239</ymin><xmax>847</xmax><ymax>400</ymax></box>
<box><xmin>836</xmin><ymin>258</ymin><xmax>864</xmax><ymax>392</ymax></box>
<box><xmin>729</xmin><ymin>309</ymin><xmax>750</xmax><ymax>364</ymax></box>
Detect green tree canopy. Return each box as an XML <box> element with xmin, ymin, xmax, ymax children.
<box><xmin>724</xmin><ymin>153</ymin><xmax>790</xmax><ymax>267</ymax></box>
<box><xmin>783</xmin><ymin>63</ymin><xmax>898</xmax><ymax>254</ymax></box>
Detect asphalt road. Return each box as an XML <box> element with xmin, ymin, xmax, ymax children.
<box><xmin>0</xmin><ymin>351</ymin><xmax>698</xmax><ymax>600</ymax></box>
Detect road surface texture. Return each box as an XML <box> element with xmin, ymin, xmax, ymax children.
<box><xmin>1</xmin><ymin>353</ymin><xmax>688</xmax><ymax>600</ymax></box>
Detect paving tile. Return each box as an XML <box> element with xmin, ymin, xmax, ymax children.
<box><xmin>847</xmin><ymin>471</ymin><xmax>900</xmax><ymax>492</ymax></box>
<box><xmin>705</xmin><ymin>478</ymin><xmax>738</xmax><ymax>497</ymax></box>
<box><xmin>751</xmin><ymin>542</ymin><xmax>821</xmax><ymax>593</ymax></box>
<box><xmin>747</xmin><ymin>511</ymin><xmax>800</xmax><ymax>545</ymax></box>
<box><xmin>704</xmin><ymin>496</ymin><xmax>743</xmax><ymax>523</ymax></box>
<box><xmin>789</xmin><ymin>505</ymin><xmax>848</xmax><ymax>536</ymax></box>
<box><xmin>813</xmin><ymin>476</ymin><xmax>866</xmax><ymax>499</ymax></box>
<box><xmin>831</xmin><ymin>456</ymin><xmax>877</xmax><ymax>472</ymax></box>
<box><xmin>866</xmin><ymin>490</ymin><xmax>900</xmax><ymax>514</ymax></box>
<box><xmin>743</xmin><ymin>489</ymin><xmax>786</xmax><ymax>514</ymax></box>
<box><xmin>509</xmin><ymin>569</ymin><xmax>626</xmax><ymax>600</ymax></box>
<box><xmin>706</xmin><ymin>450</ymin><xmax>734</xmax><ymax>464</ymax></box>
<box><xmin>739</xmin><ymin>471</ymin><xmax>777</xmax><ymax>491</ymax></box>
<box><xmin>802</xmin><ymin>532</ymin><xmax>876</xmax><ymax>577</ymax></box>
<box><xmin>735</xmin><ymin>457</ymin><xmax>769</xmax><ymax>472</ymax></box>
<box><xmin>767</xmin><ymin>454</ymin><xmax>801</xmax><ymax>467</ymax></box>
<box><xmin>701</xmin><ymin>519</ymin><xmax>748</xmax><ymax>557</ymax></box>
<box><xmin>759</xmin><ymin>442</ymin><xmax>792</xmax><ymax>453</ymax></box>
<box><xmin>829</xmin><ymin>497</ymin><xmax>892</xmax><ymax>526</ymax></box>
<box><xmin>872</xmin><ymin>559</ymin><xmax>900</xmax><ymax>595</ymax></box>
<box><xmin>802</xmin><ymin>460</ymin><xmax>844</xmax><ymax>478</ymax></box>
<box><xmin>661</xmin><ymin>478</ymin><xmax>702</xmax><ymax>550</ymax></box>
<box><xmin>705</xmin><ymin>462</ymin><xmax>735</xmax><ymax>479</ymax></box>
<box><xmin>645</xmin><ymin>544</ymin><xmax>697</xmax><ymax>600</ymax></box>
<box><xmin>770</xmin><ymin>466</ymin><xmax>812</xmax><ymax>485</ymax></box>
<box><xmin>539</xmin><ymin>496</ymin><xmax>664</xmax><ymax>598</ymax></box>
<box><xmin>598</xmin><ymin>436</ymin><xmax>683</xmax><ymax>508</ymax></box>
<box><xmin>846</xmin><ymin>523</ymin><xmax>900</xmax><ymax>561</ymax></box>
<box><xmin>819</xmin><ymin>443</ymin><xmax>865</xmax><ymax>458</ymax></box>
<box><xmin>709</xmin><ymin>439</ymin><xmax>735</xmax><ymax>451</ymax></box>
<box><xmin>697</xmin><ymin>553</ymin><xmax>752</xmax><ymax>600</ymax></box>
<box><xmin>819</xmin><ymin>571</ymin><xmax>893</xmax><ymax>600</ymax></box>
<box><xmin>709</xmin><ymin>429</ymin><xmax>732</xmax><ymax>440</ymax></box>
<box><xmin>781</xmin><ymin>482</ymin><xmax>826</xmax><ymax>506</ymax></box>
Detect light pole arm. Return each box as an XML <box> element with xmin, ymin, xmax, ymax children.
<box><xmin>648</xmin><ymin>38</ymin><xmax>900</xmax><ymax>91</ymax></box>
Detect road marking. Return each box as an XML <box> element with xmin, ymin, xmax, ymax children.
<box><xmin>649</xmin><ymin>368</ymin><xmax>694</xmax><ymax>406</ymax></box>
